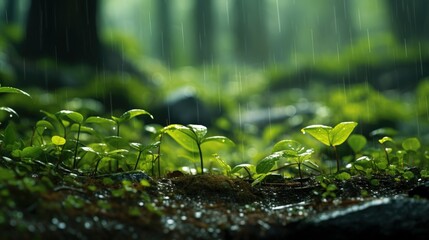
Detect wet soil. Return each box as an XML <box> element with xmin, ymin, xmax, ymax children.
<box><xmin>0</xmin><ymin>171</ymin><xmax>426</xmax><ymax>240</ymax></box>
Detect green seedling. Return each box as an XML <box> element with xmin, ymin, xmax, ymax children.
<box><xmin>111</xmin><ymin>109</ymin><xmax>153</xmax><ymax>137</ymax></box>
<box><xmin>80</xmin><ymin>144</ymin><xmax>129</xmax><ymax>175</ymax></box>
<box><xmin>301</xmin><ymin>121</ymin><xmax>358</xmax><ymax>172</ymax></box>
<box><xmin>130</xmin><ymin>141</ymin><xmax>160</xmax><ymax>173</ymax></box>
<box><xmin>231</xmin><ymin>164</ymin><xmax>256</xmax><ymax>180</ymax></box>
<box><xmin>402</xmin><ymin>137</ymin><xmax>421</xmax><ymax>167</ymax></box>
<box><xmin>379</xmin><ymin>136</ymin><xmax>395</xmax><ymax>165</ymax></box>
<box><xmin>55</xmin><ymin>110</ymin><xmax>85</xmax><ymax>169</ymax></box>
<box><xmin>161</xmin><ymin>124</ymin><xmax>234</xmax><ymax>175</ymax></box>
<box><xmin>52</xmin><ymin>135</ymin><xmax>66</xmax><ymax>168</ymax></box>
<box><xmin>256</xmin><ymin>140</ymin><xmax>318</xmax><ymax>185</ymax></box>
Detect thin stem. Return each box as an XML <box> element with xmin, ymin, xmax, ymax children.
<box><xmin>73</xmin><ymin>124</ymin><xmax>81</xmax><ymax>169</ymax></box>
<box><xmin>197</xmin><ymin>142</ymin><xmax>204</xmax><ymax>174</ymax></box>
<box><xmin>116</xmin><ymin>122</ymin><xmax>120</xmax><ymax>137</ymax></box>
<box><xmin>333</xmin><ymin>145</ymin><xmax>340</xmax><ymax>173</ymax></box>
<box><xmin>134</xmin><ymin>150</ymin><xmax>142</xmax><ymax>170</ymax></box>
<box><xmin>298</xmin><ymin>162</ymin><xmax>303</xmax><ymax>186</ymax></box>
<box><xmin>157</xmin><ymin>134</ymin><xmax>163</xmax><ymax>178</ymax></box>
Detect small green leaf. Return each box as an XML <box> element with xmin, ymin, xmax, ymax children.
<box><xmin>36</xmin><ymin>120</ymin><xmax>55</xmax><ymax>130</ymax></box>
<box><xmin>379</xmin><ymin>136</ymin><xmax>394</xmax><ymax>144</ymax></box>
<box><xmin>0</xmin><ymin>86</ymin><xmax>31</xmax><ymax>98</ymax></box>
<box><xmin>402</xmin><ymin>137</ymin><xmax>421</xmax><ymax>151</ymax></box>
<box><xmin>330</xmin><ymin>121</ymin><xmax>358</xmax><ymax>146</ymax></box>
<box><xmin>231</xmin><ymin>164</ymin><xmax>255</xmax><ymax>174</ymax></box>
<box><xmin>52</xmin><ymin>136</ymin><xmax>66</xmax><ymax>146</ymax></box>
<box><xmin>104</xmin><ymin>136</ymin><xmax>130</xmax><ymax>149</ymax></box>
<box><xmin>21</xmin><ymin>146</ymin><xmax>43</xmax><ymax>158</ymax></box>
<box><xmin>188</xmin><ymin>124</ymin><xmax>207</xmax><ymax>141</ymax></box>
<box><xmin>301</xmin><ymin>124</ymin><xmax>332</xmax><ymax>146</ymax></box>
<box><xmin>86</xmin><ymin>116</ymin><xmax>116</xmax><ymax>125</ymax></box>
<box><xmin>0</xmin><ymin>107</ymin><xmax>19</xmax><ymax>117</ymax></box>
<box><xmin>201</xmin><ymin>136</ymin><xmax>235</xmax><ymax>146</ymax></box>
<box><xmin>256</xmin><ymin>151</ymin><xmax>283</xmax><ymax>174</ymax></box>
<box><xmin>163</xmin><ymin>124</ymin><xmax>198</xmax><ymax>152</ymax></box>
<box><xmin>56</xmin><ymin>110</ymin><xmax>84</xmax><ymax>124</ymax></box>
<box><xmin>117</xmin><ymin>109</ymin><xmax>153</xmax><ymax>123</ymax></box>
<box><xmin>272</xmin><ymin>139</ymin><xmax>304</xmax><ymax>153</ymax></box>
<box><xmin>335</xmin><ymin>172</ymin><xmax>351</xmax><ymax>180</ymax></box>
<box><xmin>347</xmin><ymin>134</ymin><xmax>367</xmax><ymax>153</ymax></box>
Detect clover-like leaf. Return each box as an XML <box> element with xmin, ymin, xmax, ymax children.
<box><xmin>347</xmin><ymin>134</ymin><xmax>367</xmax><ymax>153</ymax></box>
<box><xmin>330</xmin><ymin>121</ymin><xmax>358</xmax><ymax>146</ymax></box>
<box><xmin>301</xmin><ymin>124</ymin><xmax>332</xmax><ymax>146</ymax></box>
<box><xmin>52</xmin><ymin>135</ymin><xmax>66</xmax><ymax>146</ymax></box>
<box><xmin>402</xmin><ymin>137</ymin><xmax>421</xmax><ymax>151</ymax></box>
<box><xmin>301</xmin><ymin>122</ymin><xmax>357</xmax><ymax>147</ymax></box>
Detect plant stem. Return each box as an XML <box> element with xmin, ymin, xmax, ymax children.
<box><xmin>134</xmin><ymin>150</ymin><xmax>142</xmax><ymax>170</ymax></box>
<box><xmin>333</xmin><ymin>145</ymin><xmax>340</xmax><ymax>173</ymax></box>
<box><xmin>72</xmin><ymin>124</ymin><xmax>81</xmax><ymax>169</ymax></box>
<box><xmin>116</xmin><ymin>122</ymin><xmax>120</xmax><ymax>137</ymax></box>
<box><xmin>157</xmin><ymin>134</ymin><xmax>163</xmax><ymax>178</ymax></box>
<box><xmin>298</xmin><ymin>162</ymin><xmax>303</xmax><ymax>186</ymax></box>
<box><xmin>197</xmin><ymin>142</ymin><xmax>204</xmax><ymax>174</ymax></box>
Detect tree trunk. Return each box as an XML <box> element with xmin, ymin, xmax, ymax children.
<box><xmin>19</xmin><ymin>0</ymin><xmax>101</xmax><ymax>65</ymax></box>
<box><xmin>233</xmin><ymin>0</ymin><xmax>268</xmax><ymax>65</ymax></box>
<box><xmin>157</xmin><ymin>0</ymin><xmax>172</xmax><ymax>66</ymax></box>
<box><xmin>385</xmin><ymin>0</ymin><xmax>429</xmax><ymax>42</ymax></box>
<box><xmin>194</xmin><ymin>0</ymin><xmax>213</xmax><ymax>65</ymax></box>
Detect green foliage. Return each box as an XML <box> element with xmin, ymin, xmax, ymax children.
<box><xmin>302</xmin><ymin>121</ymin><xmax>358</xmax><ymax>172</ymax></box>
<box><xmin>255</xmin><ymin>140</ymin><xmax>319</xmax><ymax>185</ymax></box>
<box><xmin>162</xmin><ymin>124</ymin><xmax>234</xmax><ymax>175</ymax></box>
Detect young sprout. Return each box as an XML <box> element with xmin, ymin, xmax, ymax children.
<box><xmin>162</xmin><ymin>124</ymin><xmax>234</xmax><ymax>175</ymax></box>
<box><xmin>378</xmin><ymin>136</ymin><xmax>395</xmax><ymax>165</ymax></box>
<box><xmin>52</xmin><ymin>135</ymin><xmax>66</xmax><ymax>168</ymax></box>
<box><xmin>256</xmin><ymin>140</ymin><xmax>318</xmax><ymax>185</ymax></box>
<box><xmin>301</xmin><ymin>121</ymin><xmax>358</xmax><ymax>173</ymax></box>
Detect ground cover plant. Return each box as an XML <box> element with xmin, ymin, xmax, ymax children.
<box><xmin>1</xmin><ymin>79</ymin><xmax>429</xmax><ymax>239</ymax></box>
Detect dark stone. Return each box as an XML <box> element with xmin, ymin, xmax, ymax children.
<box><xmin>282</xmin><ymin>197</ymin><xmax>429</xmax><ymax>240</ymax></box>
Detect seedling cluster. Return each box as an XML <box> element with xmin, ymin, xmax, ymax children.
<box><xmin>1</xmin><ymin>85</ymin><xmax>428</xmax><ymax>196</ymax></box>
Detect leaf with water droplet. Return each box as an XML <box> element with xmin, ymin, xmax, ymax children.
<box><xmin>256</xmin><ymin>151</ymin><xmax>284</xmax><ymax>174</ymax></box>
<box><xmin>301</xmin><ymin>124</ymin><xmax>332</xmax><ymax>146</ymax></box>
<box><xmin>116</xmin><ymin>109</ymin><xmax>153</xmax><ymax>123</ymax></box>
<box><xmin>0</xmin><ymin>86</ymin><xmax>31</xmax><ymax>98</ymax></box>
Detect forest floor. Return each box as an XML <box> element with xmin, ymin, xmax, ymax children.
<box><xmin>1</xmin><ymin>169</ymin><xmax>428</xmax><ymax>240</ymax></box>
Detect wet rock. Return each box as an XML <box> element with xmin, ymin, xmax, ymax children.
<box><xmin>282</xmin><ymin>197</ymin><xmax>429</xmax><ymax>240</ymax></box>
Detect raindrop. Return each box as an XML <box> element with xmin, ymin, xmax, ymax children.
<box><xmin>275</xmin><ymin>0</ymin><xmax>281</xmax><ymax>32</ymax></box>
<box><xmin>194</xmin><ymin>211</ymin><xmax>202</xmax><ymax>218</ymax></box>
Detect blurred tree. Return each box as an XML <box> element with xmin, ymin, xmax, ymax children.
<box><xmin>20</xmin><ymin>0</ymin><xmax>101</xmax><ymax>65</ymax></box>
<box><xmin>233</xmin><ymin>0</ymin><xmax>268</xmax><ymax>65</ymax></box>
<box><xmin>194</xmin><ymin>0</ymin><xmax>213</xmax><ymax>65</ymax></box>
<box><xmin>1</xmin><ymin>0</ymin><xmax>18</xmax><ymax>24</ymax></box>
<box><xmin>385</xmin><ymin>0</ymin><xmax>429</xmax><ymax>42</ymax></box>
<box><xmin>157</xmin><ymin>0</ymin><xmax>172</xmax><ymax>66</ymax></box>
